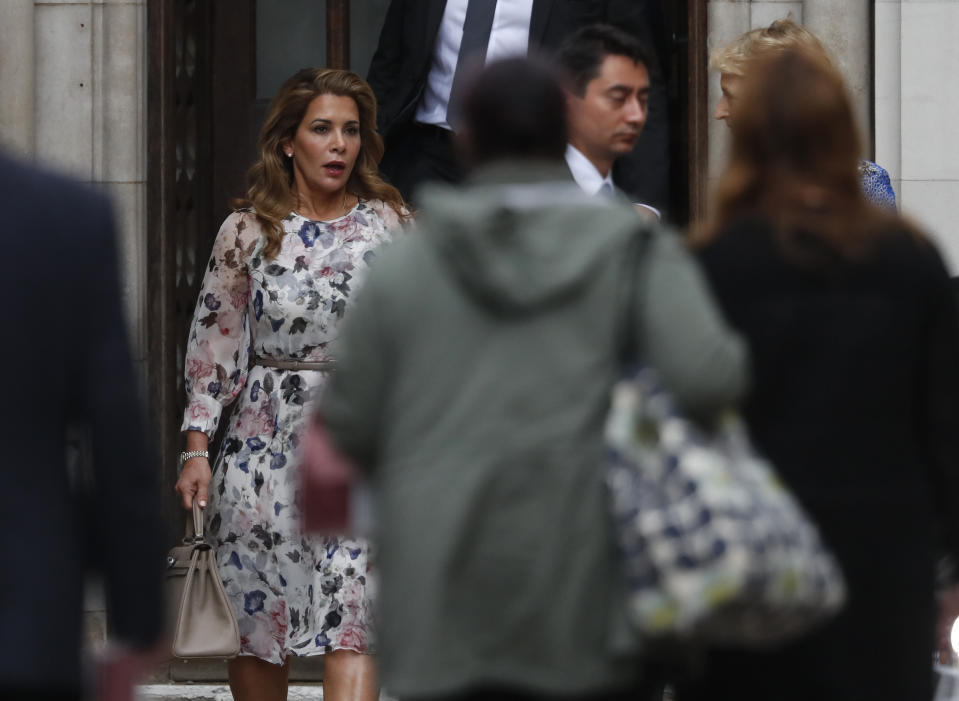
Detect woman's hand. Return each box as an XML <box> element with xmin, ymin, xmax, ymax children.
<box><xmin>176</xmin><ymin>431</ymin><xmax>212</xmax><ymax>510</ymax></box>
<box><xmin>175</xmin><ymin>456</ymin><xmax>212</xmax><ymax>510</ymax></box>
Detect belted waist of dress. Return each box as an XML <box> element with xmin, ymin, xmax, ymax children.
<box><xmin>251</xmin><ymin>355</ymin><xmax>336</xmax><ymax>372</ymax></box>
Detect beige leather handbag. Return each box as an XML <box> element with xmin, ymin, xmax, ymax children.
<box><xmin>165</xmin><ymin>501</ymin><xmax>240</xmax><ymax>658</ymax></box>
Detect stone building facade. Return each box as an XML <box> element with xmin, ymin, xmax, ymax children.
<box><xmin>874</xmin><ymin>0</ymin><xmax>959</xmax><ymax>268</ymax></box>
<box><xmin>0</xmin><ymin>0</ymin><xmax>148</xmax><ymax>371</ymax></box>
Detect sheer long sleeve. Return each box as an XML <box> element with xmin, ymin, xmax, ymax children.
<box><xmin>181</xmin><ymin>212</ymin><xmax>261</xmax><ymax>438</ymax></box>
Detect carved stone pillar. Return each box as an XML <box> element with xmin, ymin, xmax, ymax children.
<box><xmin>804</xmin><ymin>0</ymin><xmax>872</xmax><ymax>155</ymax></box>
<box><xmin>0</xmin><ymin>0</ymin><xmax>35</xmax><ymax>157</ymax></box>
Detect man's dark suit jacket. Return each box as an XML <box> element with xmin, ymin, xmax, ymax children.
<box><xmin>0</xmin><ymin>152</ymin><xmax>164</xmax><ymax>694</ymax></box>
<box><xmin>367</xmin><ymin>0</ymin><xmax>670</xmax><ymax>210</ymax></box>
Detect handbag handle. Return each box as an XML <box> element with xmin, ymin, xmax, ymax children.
<box><xmin>183</xmin><ymin>500</ymin><xmax>206</xmax><ymax>544</ymax></box>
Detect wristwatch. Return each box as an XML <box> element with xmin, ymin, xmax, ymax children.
<box><xmin>179</xmin><ymin>450</ymin><xmax>209</xmax><ymax>468</ymax></box>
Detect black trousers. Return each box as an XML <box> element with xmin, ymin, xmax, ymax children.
<box><xmin>379</xmin><ymin>122</ymin><xmax>463</xmax><ymax>206</ymax></box>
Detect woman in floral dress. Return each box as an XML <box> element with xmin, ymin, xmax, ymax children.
<box><xmin>175</xmin><ymin>68</ymin><xmax>407</xmax><ymax>701</ymax></box>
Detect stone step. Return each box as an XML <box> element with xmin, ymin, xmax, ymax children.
<box><xmin>137</xmin><ymin>685</ymin><xmax>323</xmax><ymax>701</ymax></box>
<box><xmin>137</xmin><ymin>685</ymin><xmax>398</xmax><ymax>701</ymax></box>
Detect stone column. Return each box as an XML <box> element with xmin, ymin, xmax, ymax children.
<box><xmin>892</xmin><ymin>0</ymin><xmax>959</xmax><ymax>272</ymax></box>
<box><xmin>0</xmin><ymin>0</ymin><xmax>36</xmax><ymax>157</ymax></box>
<box><xmin>750</xmin><ymin>1</ymin><xmax>803</xmax><ymax>28</ymax></box>
<box><xmin>93</xmin><ymin>0</ymin><xmax>149</xmax><ymax>357</ymax></box>
<box><xmin>35</xmin><ymin>1</ymin><xmax>95</xmax><ymax>179</ymax></box>
<box><xmin>706</xmin><ymin>1</ymin><xmax>749</xmax><ymax>181</ymax></box>
<box><xmin>874</xmin><ymin>0</ymin><xmax>901</xmax><ymax>188</ymax></box>
<box><xmin>803</xmin><ymin>0</ymin><xmax>873</xmax><ymax>155</ymax></box>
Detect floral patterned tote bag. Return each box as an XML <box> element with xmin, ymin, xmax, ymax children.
<box><xmin>607</xmin><ymin>232</ymin><xmax>846</xmax><ymax>645</ymax></box>
<box><xmin>605</xmin><ymin>367</ymin><xmax>847</xmax><ymax>645</ymax></box>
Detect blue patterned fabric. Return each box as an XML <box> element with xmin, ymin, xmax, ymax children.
<box><xmin>605</xmin><ymin>367</ymin><xmax>846</xmax><ymax>644</ymax></box>
<box><xmin>860</xmin><ymin>159</ymin><xmax>897</xmax><ymax>210</ymax></box>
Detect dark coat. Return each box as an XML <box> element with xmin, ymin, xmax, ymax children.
<box><xmin>366</xmin><ymin>0</ymin><xmax>670</xmax><ymax>208</ymax></box>
<box><xmin>0</xmin><ymin>152</ymin><xmax>164</xmax><ymax>693</ymax></box>
<box><xmin>679</xmin><ymin>216</ymin><xmax>959</xmax><ymax>701</ymax></box>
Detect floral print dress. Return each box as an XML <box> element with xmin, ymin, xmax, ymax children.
<box><xmin>181</xmin><ymin>200</ymin><xmax>403</xmax><ymax>663</ymax></box>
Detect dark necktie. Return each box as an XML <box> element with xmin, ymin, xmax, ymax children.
<box><xmin>446</xmin><ymin>0</ymin><xmax>499</xmax><ymax>128</ymax></box>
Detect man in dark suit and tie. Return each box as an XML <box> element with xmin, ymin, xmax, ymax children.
<box><xmin>367</xmin><ymin>0</ymin><xmax>669</xmax><ymax>210</ymax></box>
<box><xmin>0</xmin><ymin>150</ymin><xmax>165</xmax><ymax>700</ymax></box>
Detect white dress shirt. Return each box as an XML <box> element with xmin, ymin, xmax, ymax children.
<box><xmin>565</xmin><ymin>144</ymin><xmax>663</xmax><ymax>220</ymax></box>
<box><xmin>415</xmin><ymin>0</ymin><xmax>535</xmax><ymax>130</ymax></box>
<box><xmin>565</xmin><ymin>144</ymin><xmax>614</xmax><ymax>196</ymax></box>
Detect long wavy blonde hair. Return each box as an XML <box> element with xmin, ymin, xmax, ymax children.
<box><xmin>236</xmin><ymin>68</ymin><xmax>407</xmax><ymax>259</ymax></box>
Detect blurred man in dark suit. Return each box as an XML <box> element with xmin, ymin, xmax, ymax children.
<box><xmin>0</xmin><ymin>150</ymin><xmax>165</xmax><ymax>701</ymax></box>
<box><xmin>367</xmin><ymin>0</ymin><xmax>669</xmax><ymax>210</ymax></box>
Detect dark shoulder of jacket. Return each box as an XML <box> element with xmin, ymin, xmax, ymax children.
<box><xmin>851</xmin><ymin>218</ymin><xmax>942</xmax><ymax>283</ymax></box>
<box><xmin>0</xmin><ymin>151</ymin><xmax>110</xmax><ymax>222</ymax></box>
<box><xmin>695</xmin><ymin>215</ymin><xmax>769</xmax><ymax>272</ymax></box>
<box><xmin>701</xmin><ymin>216</ymin><xmax>941</xmax><ymax>293</ymax></box>
<box><xmin>0</xmin><ymin>151</ymin><xmax>113</xmax><ymax>258</ymax></box>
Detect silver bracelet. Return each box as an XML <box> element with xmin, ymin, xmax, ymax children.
<box><xmin>179</xmin><ymin>450</ymin><xmax>209</xmax><ymax>467</ymax></box>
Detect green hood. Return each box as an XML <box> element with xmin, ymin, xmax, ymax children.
<box><xmin>416</xmin><ymin>161</ymin><xmax>641</xmax><ymax>315</ymax></box>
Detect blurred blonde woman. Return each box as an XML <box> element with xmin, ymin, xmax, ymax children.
<box><xmin>175</xmin><ymin>68</ymin><xmax>407</xmax><ymax>701</ymax></box>
<box><xmin>711</xmin><ymin>17</ymin><xmax>897</xmax><ymax>209</ymax></box>
<box><xmin>676</xmin><ymin>48</ymin><xmax>959</xmax><ymax>701</ymax></box>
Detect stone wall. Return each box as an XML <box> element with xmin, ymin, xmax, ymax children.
<box><xmin>0</xmin><ymin>0</ymin><xmax>147</xmax><ymax>358</ymax></box>
<box><xmin>876</xmin><ymin>0</ymin><xmax>959</xmax><ymax>271</ymax></box>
